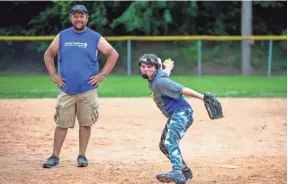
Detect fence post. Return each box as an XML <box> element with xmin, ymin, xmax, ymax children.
<box><xmin>267</xmin><ymin>39</ymin><xmax>273</xmax><ymax>76</ymax></box>
<box><xmin>197</xmin><ymin>40</ymin><xmax>202</xmax><ymax>76</ymax></box>
<box><xmin>127</xmin><ymin>40</ymin><xmax>131</xmax><ymax>76</ymax></box>
<box><xmin>241</xmin><ymin>0</ymin><xmax>252</xmax><ymax>75</ymax></box>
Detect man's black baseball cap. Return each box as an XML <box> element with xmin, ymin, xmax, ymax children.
<box><xmin>70</xmin><ymin>5</ymin><xmax>88</xmax><ymax>14</ymax></box>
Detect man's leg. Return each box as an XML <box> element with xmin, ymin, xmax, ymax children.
<box><xmin>43</xmin><ymin>91</ymin><xmax>77</xmax><ymax>168</ymax></box>
<box><xmin>76</xmin><ymin>88</ymin><xmax>99</xmax><ymax>167</ymax></box>
<box><xmin>79</xmin><ymin>126</ymin><xmax>91</xmax><ymax>156</ymax></box>
<box><xmin>53</xmin><ymin>127</ymin><xmax>68</xmax><ymax>157</ymax></box>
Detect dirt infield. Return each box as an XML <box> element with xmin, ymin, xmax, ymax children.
<box><xmin>0</xmin><ymin>98</ymin><xmax>286</xmax><ymax>184</ymax></box>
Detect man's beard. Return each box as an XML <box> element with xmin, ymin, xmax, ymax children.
<box><xmin>73</xmin><ymin>25</ymin><xmax>86</xmax><ymax>31</ymax></box>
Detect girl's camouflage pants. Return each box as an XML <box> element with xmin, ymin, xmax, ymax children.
<box><xmin>159</xmin><ymin>108</ymin><xmax>194</xmax><ymax>171</ymax></box>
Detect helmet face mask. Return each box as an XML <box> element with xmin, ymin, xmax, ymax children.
<box><xmin>138</xmin><ymin>53</ymin><xmax>161</xmax><ymax>79</ymax></box>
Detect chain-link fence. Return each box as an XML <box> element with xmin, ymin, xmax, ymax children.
<box><xmin>0</xmin><ymin>37</ymin><xmax>286</xmax><ymax>76</ymax></box>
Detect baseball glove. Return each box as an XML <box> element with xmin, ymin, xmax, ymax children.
<box><xmin>204</xmin><ymin>92</ymin><xmax>224</xmax><ymax>120</ymax></box>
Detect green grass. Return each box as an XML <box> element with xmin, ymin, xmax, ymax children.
<box><xmin>0</xmin><ymin>75</ymin><xmax>286</xmax><ymax>98</ymax></box>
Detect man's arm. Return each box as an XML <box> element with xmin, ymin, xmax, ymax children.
<box><xmin>44</xmin><ymin>34</ymin><xmax>59</xmax><ymax>76</ymax></box>
<box><xmin>88</xmin><ymin>37</ymin><xmax>119</xmax><ymax>85</ymax></box>
<box><xmin>181</xmin><ymin>87</ymin><xmax>204</xmax><ymax>100</ymax></box>
<box><xmin>97</xmin><ymin>37</ymin><xmax>119</xmax><ymax>75</ymax></box>
<box><xmin>44</xmin><ymin>34</ymin><xmax>65</xmax><ymax>87</ymax></box>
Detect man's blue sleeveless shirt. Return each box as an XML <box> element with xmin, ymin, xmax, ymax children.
<box><xmin>58</xmin><ymin>27</ymin><xmax>101</xmax><ymax>94</ymax></box>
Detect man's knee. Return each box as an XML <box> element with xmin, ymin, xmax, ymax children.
<box><xmin>80</xmin><ymin>126</ymin><xmax>91</xmax><ymax>129</ymax></box>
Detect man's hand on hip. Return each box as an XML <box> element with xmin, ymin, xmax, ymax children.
<box><xmin>88</xmin><ymin>73</ymin><xmax>105</xmax><ymax>85</ymax></box>
<box><xmin>50</xmin><ymin>74</ymin><xmax>66</xmax><ymax>87</ymax></box>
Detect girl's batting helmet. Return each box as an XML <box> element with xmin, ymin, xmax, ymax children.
<box><xmin>138</xmin><ymin>53</ymin><xmax>162</xmax><ymax>70</ymax></box>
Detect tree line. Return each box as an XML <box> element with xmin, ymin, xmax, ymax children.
<box><xmin>0</xmin><ymin>1</ymin><xmax>286</xmax><ymax>36</ymax></box>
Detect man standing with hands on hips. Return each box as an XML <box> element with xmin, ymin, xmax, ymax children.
<box><xmin>43</xmin><ymin>4</ymin><xmax>119</xmax><ymax>168</ymax></box>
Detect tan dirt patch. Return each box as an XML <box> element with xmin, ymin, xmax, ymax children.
<box><xmin>0</xmin><ymin>98</ymin><xmax>286</xmax><ymax>184</ymax></box>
